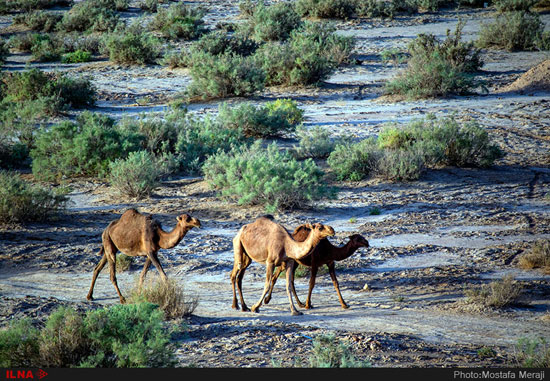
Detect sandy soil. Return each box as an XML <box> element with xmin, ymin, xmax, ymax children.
<box><xmin>1</xmin><ymin>0</ymin><xmax>550</xmax><ymax>368</ymax></box>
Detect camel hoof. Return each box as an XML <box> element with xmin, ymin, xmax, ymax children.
<box><xmin>305</xmin><ymin>304</ymin><xmax>313</xmax><ymax>310</ymax></box>
<box><xmin>242</xmin><ymin>306</ymin><xmax>250</xmax><ymax>312</ymax></box>
<box><xmin>342</xmin><ymin>304</ymin><xmax>350</xmax><ymax>309</ymax></box>
<box><xmin>119</xmin><ymin>297</ymin><xmax>126</xmax><ymax>304</ymax></box>
<box><xmin>264</xmin><ymin>296</ymin><xmax>271</xmax><ymax>304</ymax></box>
<box><xmin>291</xmin><ymin>310</ymin><xmax>303</xmax><ymax>316</ymax></box>
<box><xmin>86</xmin><ymin>295</ymin><xmax>93</xmax><ymax>301</ymax></box>
<box><xmin>251</xmin><ymin>306</ymin><xmax>260</xmax><ymax>313</ymax></box>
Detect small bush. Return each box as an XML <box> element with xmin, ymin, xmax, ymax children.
<box><xmin>376</xmin><ymin>147</ymin><xmax>426</xmax><ymax>181</ymax></box>
<box><xmin>140</xmin><ymin>0</ymin><xmax>158</xmax><ymax>12</ymax></box>
<box><xmin>292</xmin><ymin>125</ymin><xmax>348</xmax><ymax>159</ymax></box>
<box><xmin>58</xmin><ymin>0</ymin><xmax>120</xmax><ymax>32</ymax></box>
<box><xmin>129</xmin><ymin>278</ymin><xmax>198</xmax><ymax>320</ymax></box>
<box><xmin>61</xmin><ymin>49</ymin><xmax>92</xmax><ymax>63</ymax></box>
<box><xmin>186</xmin><ymin>50</ymin><xmax>265</xmax><ymax>99</ymax></box>
<box><xmin>217</xmin><ymin>99</ymin><xmax>303</xmax><ymax>138</ymax></box>
<box><xmin>0</xmin><ymin>170</ymin><xmax>67</xmax><ymax>224</ymax></box>
<box><xmin>477</xmin><ymin>11</ymin><xmax>547</xmax><ymax>51</ymax></box>
<box><xmin>308</xmin><ymin>334</ymin><xmax>371</xmax><ymax>368</ymax></box>
<box><xmin>191</xmin><ymin>29</ymin><xmax>258</xmax><ymax>57</ymax></box>
<box><xmin>13</xmin><ymin>10</ymin><xmax>61</xmax><ymax>31</ymax></box>
<box><xmin>327</xmin><ymin>138</ymin><xmax>381</xmax><ymax>181</ymax></box>
<box><xmin>39</xmin><ymin>307</ymin><xmax>90</xmax><ymax>367</ymax></box>
<box><xmin>0</xmin><ymin>319</ymin><xmax>40</xmax><ymax>367</ymax></box>
<box><xmin>356</xmin><ymin>0</ymin><xmax>396</xmax><ymax>18</ymax></box>
<box><xmin>1</xmin><ymin>68</ymin><xmax>95</xmax><ymax>113</ymax></box>
<box><xmin>30</xmin><ymin>34</ymin><xmax>62</xmax><ymax>62</ymax></box>
<box><xmin>116</xmin><ymin>253</ymin><xmax>133</xmax><ymax>272</ymax></box>
<box><xmin>465</xmin><ymin>275</ymin><xmax>523</xmax><ymax>308</ymax></box>
<box><xmin>295</xmin><ymin>0</ymin><xmax>356</xmax><ymax>19</ymax></box>
<box><xmin>101</xmin><ymin>24</ymin><xmax>162</xmax><ymax>65</ymax></box>
<box><xmin>31</xmin><ymin>112</ymin><xmax>140</xmax><ymax>181</ymax></box>
<box><xmin>494</xmin><ymin>0</ymin><xmax>538</xmax><ymax>11</ymax></box>
<box><xmin>519</xmin><ymin>241</ymin><xmax>550</xmax><ymax>274</ymax></box>
<box><xmin>203</xmin><ymin>140</ymin><xmax>334</xmax><ymax>212</ymax></box>
<box><xmin>149</xmin><ymin>3</ymin><xmax>207</xmax><ymax>40</ymax></box>
<box><xmin>108</xmin><ymin>150</ymin><xmax>161</xmax><ymax>199</ymax></box>
<box><xmin>255</xmin><ymin>21</ymin><xmax>354</xmax><ymax>86</ymax></box>
<box><xmin>514</xmin><ymin>337</ymin><xmax>550</xmax><ymax>367</ymax></box>
<box><xmin>386</xmin><ymin>21</ymin><xmax>483</xmax><ymax>98</ymax></box>
<box><xmin>244</xmin><ymin>1</ymin><xmax>303</xmax><ymax>42</ymax></box>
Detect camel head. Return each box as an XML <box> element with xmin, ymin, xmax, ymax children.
<box><xmin>311</xmin><ymin>223</ymin><xmax>335</xmax><ymax>239</ymax></box>
<box><xmin>176</xmin><ymin>214</ymin><xmax>201</xmax><ymax>229</ymax></box>
<box><xmin>348</xmin><ymin>234</ymin><xmax>369</xmax><ymax>249</ymax></box>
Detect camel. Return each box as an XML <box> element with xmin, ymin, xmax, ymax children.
<box><xmin>230</xmin><ymin>216</ymin><xmax>335</xmax><ymax>316</ymax></box>
<box><xmin>86</xmin><ymin>208</ymin><xmax>201</xmax><ymax>303</ymax></box>
<box><xmin>264</xmin><ymin>225</ymin><xmax>369</xmax><ymax>310</ymax></box>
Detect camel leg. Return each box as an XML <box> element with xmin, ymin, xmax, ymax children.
<box><xmin>328</xmin><ymin>262</ymin><xmax>349</xmax><ymax>309</ymax></box>
<box><xmin>86</xmin><ymin>248</ymin><xmax>107</xmax><ymax>301</ymax></box>
<box><xmin>285</xmin><ymin>260</ymin><xmax>302</xmax><ymax>316</ymax></box>
<box><xmin>147</xmin><ymin>252</ymin><xmax>168</xmax><ymax>283</ymax></box>
<box><xmin>235</xmin><ymin>257</ymin><xmax>251</xmax><ymax>312</ymax></box>
<box><xmin>251</xmin><ymin>262</ymin><xmax>275</xmax><ymax>314</ymax></box>
<box><xmin>107</xmin><ymin>253</ymin><xmax>125</xmax><ymax>304</ymax></box>
<box><xmin>290</xmin><ymin>263</ymin><xmax>306</xmax><ymax>309</ymax></box>
<box><xmin>264</xmin><ymin>265</ymin><xmax>283</xmax><ymax>305</ymax></box>
<box><xmin>138</xmin><ymin>257</ymin><xmax>152</xmax><ymax>288</ymax></box>
<box><xmin>304</xmin><ymin>265</ymin><xmax>319</xmax><ymax>309</ymax></box>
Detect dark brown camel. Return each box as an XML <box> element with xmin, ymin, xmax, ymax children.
<box><xmin>264</xmin><ymin>224</ymin><xmax>369</xmax><ymax>309</ymax></box>
<box><xmin>230</xmin><ymin>216</ymin><xmax>335</xmax><ymax>316</ymax></box>
<box><xmin>86</xmin><ymin>208</ymin><xmax>201</xmax><ymax>303</ymax></box>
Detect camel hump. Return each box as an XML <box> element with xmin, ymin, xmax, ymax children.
<box><xmin>292</xmin><ymin>224</ymin><xmax>311</xmax><ymax>242</ymax></box>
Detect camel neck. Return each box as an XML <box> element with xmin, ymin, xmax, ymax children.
<box><xmin>158</xmin><ymin>224</ymin><xmax>188</xmax><ymax>249</ymax></box>
<box><xmin>332</xmin><ymin>240</ymin><xmax>358</xmax><ymax>261</ymax></box>
<box><xmin>291</xmin><ymin>231</ymin><xmax>322</xmax><ymax>260</ymax></box>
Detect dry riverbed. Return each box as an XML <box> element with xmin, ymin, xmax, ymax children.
<box><xmin>1</xmin><ymin>0</ymin><xmax>550</xmax><ymax>368</ymax></box>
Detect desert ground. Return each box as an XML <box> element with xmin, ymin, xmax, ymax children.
<box><xmin>0</xmin><ymin>0</ymin><xmax>549</xmax><ymax>368</ymax></box>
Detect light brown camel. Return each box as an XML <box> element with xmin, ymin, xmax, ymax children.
<box><xmin>230</xmin><ymin>216</ymin><xmax>335</xmax><ymax>316</ymax></box>
<box><xmin>86</xmin><ymin>208</ymin><xmax>201</xmax><ymax>303</ymax></box>
<box><xmin>264</xmin><ymin>225</ymin><xmax>369</xmax><ymax>309</ymax></box>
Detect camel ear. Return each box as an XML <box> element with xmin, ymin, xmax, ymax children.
<box><xmin>176</xmin><ymin>216</ymin><xmax>182</xmax><ymax>222</ymax></box>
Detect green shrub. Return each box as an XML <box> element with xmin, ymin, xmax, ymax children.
<box><xmin>0</xmin><ymin>170</ymin><xmax>67</xmax><ymax>224</ymax></box>
<box><xmin>149</xmin><ymin>3</ymin><xmax>207</xmax><ymax>40</ymax></box>
<box><xmin>117</xmin><ymin>114</ymin><xmax>179</xmax><ymax>155</ymax></box>
<box><xmin>31</xmin><ymin>112</ymin><xmax>140</xmax><ymax>181</ymax></box>
<box><xmin>494</xmin><ymin>0</ymin><xmax>538</xmax><ymax>11</ymax></box>
<box><xmin>217</xmin><ymin>99</ymin><xmax>303</xmax><ymax>138</ymax></box>
<box><xmin>327</xmin><ymin>138</ymin><xmax>381</xmax><ymax>181</ymax></box>
<box><xmin>292</xmin><ymin>125</ymin><xmax>347</xmax><ymax>159</ymax></box>
<box><xmin>376</xmin><ymin>147</ymin><xmax>426</xmax><ymax>181</ymax></box>
<box><xmin>465</xmin><ymin>275</ymin><xmax>523</xmax><ymax>308</ymax></box>
<box><xmin>1</xmin><ymin>68</ymin><xmax>95</xmax><ymax>113</ymax></box>
<box><xmin>191</xmin><ymin>29</ymin><xmax>258</xmax><ymax>57</ymax></box>
<box><xmin>30</xmin><ymin>34</ymin><xmax>62</xmax><ymax>62</ymax></box>
<box><xmin>174</xmin><ymin>112</ymin><xmax>248</xmax><ymax>173</ymax></box>
<box><xmin>39</xmin><ymin>307</ymin><xmax>90</xmax><ymax>367</ymax></box>
<box><xmin>61</xmin><ymin>49</ymin><xmax>92</xmax><ymax>63</ymax></box>
<box><xmin>386</xmin><ymin>21</ymin><xmax>483</xmax><ymax>98</ymax></box>
<box><xmin>186</xmin><ymin>50</ymin><xmax>265</xmax><ymax>99</ymax></box>
<box><xmin>140</xmin><ymin>0</ymin><xmax>158</xmax><ymax>12</ymax></box>
<box><xmin>355</xmin><ymin>0</ymin><xmax>396</xmax><ymax>18</ymax></box>
<box><xmin>295</xmin><ymin>0</ymin><xmax>356</xmax><ymax>19</ymax></box>
<box><xmin>0</xmin><ymin>0</ymin><xmax>72</xmax><ymax>13</ymax></box>
<box><xmin>477</xmin><ymin>11</ymin><xmax>547</xmax><ymax>51</ymax></box>
<box><xmin>255</xmin><ymin>21</ymin><xmax>354</xmax><ymax>86</ymax></box>
<box><xmin>245</xmin><ymin>1</ymin><xmax>303</xmax><ymax>42</ymax></box>
<box><xmin>108</xmin><ymin>150</ymin><xmax>161</xmax><ymax>199</ymax></box>
<box><xmin>203</xmin><ymin>140</ymin><xmax>334</xmax><ymax>212</ymax></box>
<box><xmin>308</xmin><ymin>334</ymin><xmax>371</xmax><ymax>368</ymax></box>
<box><xmin>101</xmin><ymin>24</ymin><xmax>162</xmax><ymax>65</ymax></box>
<box><xmin>59</xmin><ymin>0</ymin><xmax>120</xmax><ymax>32</ymax></box>
<box><xmin>514</xmin><ymin>337</ymin><xmax>550</xmax><ymax>367</ymax></box>
<box><xmin>0</xmin><ymin>319</ymin><xmax>40</xmax><ymax>367</ymax></box>
<box><xmin>128</xmin><ymin>278</ymin><xmax>198</xmax><ymax>320</ymax></box>
<box><xmin>13</xmin><ymin>10</ymin><xmax>61</xmax><ymax>31</ymax></box>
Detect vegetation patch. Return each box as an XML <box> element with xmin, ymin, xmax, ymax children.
<box><xmin>465</xmin><ymin>275</ymin><xmax>523</xmax><ymax>308</ymax></box>
<box><xmin>514</xmin><ymin>337</ymin><xmax>550</xmax><ymax>367</ymax></box>
<box><xmin>101</xmin><ymin>24</ymin><xmax>162</xmax><ymax>65</ymax></box>
<box><xmin>0</xmin><ymin>170</ymin><xmax>67</xmax><ymax>224</ymax></box>
<box><xmin>58</xmin><ymin>0</ymin><xmax>120</xmax><ymax>33</ymax></box>
<box><xmin>149</xmin><ymin>3</ymin><xmax>207</xmax><ymax>40</ymax></box>
<box><xmin>385</xmin><ymin>21</ymin><xmax>483</xmax><ymax>99</ymax></box>
<box><xmin>307</xmin><ymin>334</ymin><xmax>371</xmax><ymax>367</ymax></box>
<box><xmin>295</xmin><ymin>0</ymin><xmax>356</xmax><ymax>19</ymax></box>
<box><xmin>108</xmin><ymin>150</ymin><xmax>162</xmax><ymax>200</ymax></box>
<box><xmin>518</xmin><ymin>240</ymin><xmax>550</xmax><ymax>274</ymax></box>
<box><xmin>203</xmin><ymin>140</ymin><xmax>334</xmax><ymax>212</ymax></box>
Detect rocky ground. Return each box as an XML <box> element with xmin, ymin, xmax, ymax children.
<box><xmin>1</xmin><ymin>0</ymin><xmax>550</xmax><ymax>368</ymax></box>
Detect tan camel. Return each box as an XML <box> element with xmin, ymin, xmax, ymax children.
<box><xmin>230</xmin><ymin>216</ymin><xmax>335</xmax><ymax>316</ymax></box>
<box><xmin>86</xmin><ymin>208</ymin><xmax>201</xmax><ymax>303</ymax></box>
<box><xmin>264</xmin><ymin>225</ymin><xmax>369</xmax><ymax>309</ymax></box>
